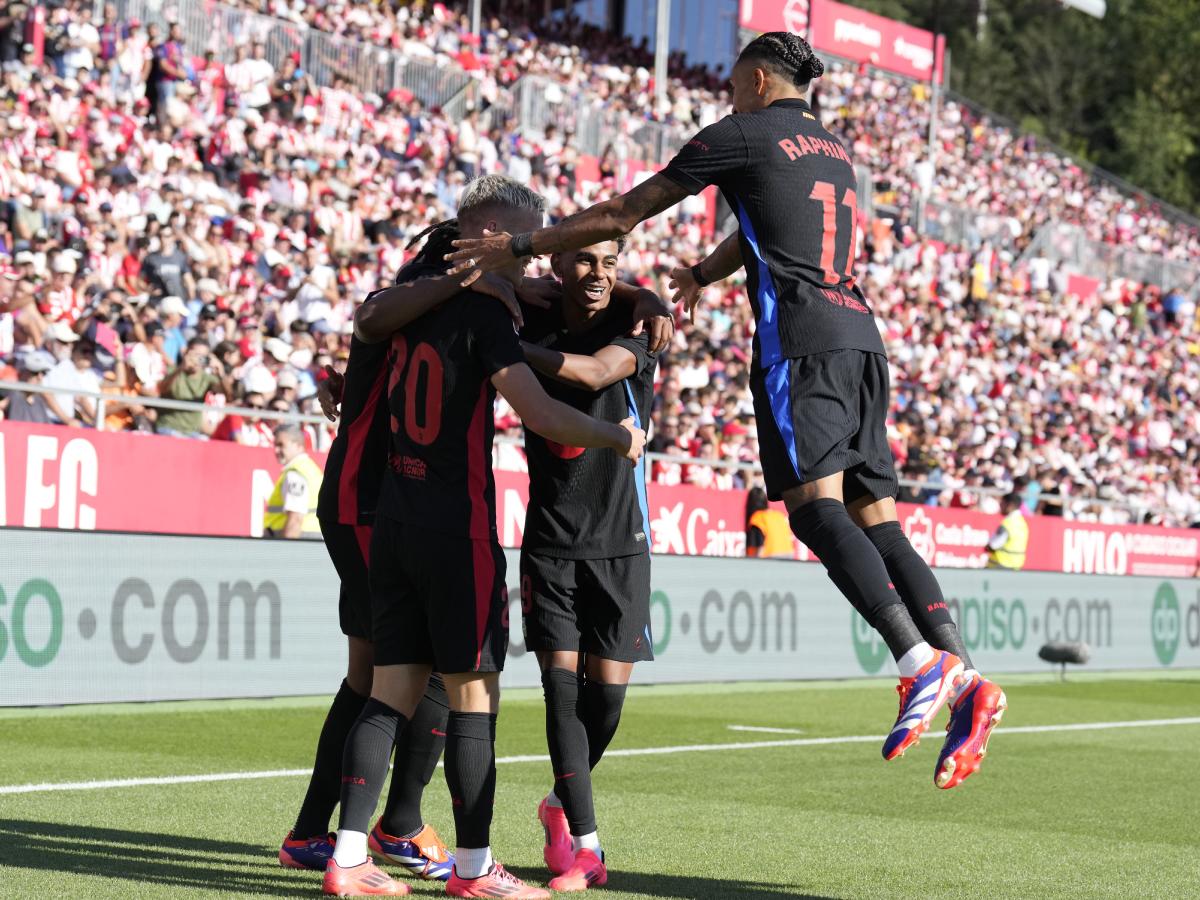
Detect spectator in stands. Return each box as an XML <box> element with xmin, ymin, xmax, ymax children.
<box><xmin>213</xmin><ymin>390</ymin><xmax>273</xmax><ymax>446</ymax></box>
<box><xmin>156</xmin><ymin>337</ymin><xmax>224</xmax><ymax>438</ymax></box>
<box><xmin>43</xmin><ymin>332</ymin><xmax>100</xmax><ymax>426</ymax></box>
<box><xmin>1</xmin><ymin>350</ymin><xmax>56</xmax><ymax>423</ymax></box>
<box><xmin>0</xmin><ymin>0</ymin><xmax>1196</xmax><ymax>526</ymax></box>
<box><xmin>141</xmin><ymin>229</ymin><xmax>194</xmax><ymax>302</ymax></box>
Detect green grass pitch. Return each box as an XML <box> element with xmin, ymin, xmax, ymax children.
<box><xmin>2</xmin><ymin>672</ymin><xmax>1198</xmax><ymax>899</ymax></box>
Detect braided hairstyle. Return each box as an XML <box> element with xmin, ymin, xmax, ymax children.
<box><xmin>394</xmin><ymin>218</ymin><xmax>460</xmax><ymax>283</ymax></box>
<box><xmin>738</xmin><ymin>31</ymin><xmax>825</xmax><ymax>87</ymax></box>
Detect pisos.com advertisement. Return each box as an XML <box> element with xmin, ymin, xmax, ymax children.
<box><xmin>2</xmin><ymin>530</ymin><xmax>1196</xmax><ymax>706</ymax></box>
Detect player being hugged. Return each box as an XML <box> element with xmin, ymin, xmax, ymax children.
<box><xmin>279</xmin><ymin>225</ymin><xmax>537</xmax><ymax>883</ymax></box>
<box><xmin>517</xmin><ymin>238</ymin><xmax>659</xmax><ymax>892</ymax></box>
<box><xmin>447</xmin><ymin>34</ymin><xmax>1006</xmax><ymax>790</ymax></box>
<box><xmin>323</xmin><ymin>176</ymin><xmax>645</xmax><ymax>900</ymax></box>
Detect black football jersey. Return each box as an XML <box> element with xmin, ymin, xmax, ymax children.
<box><xmin>661</xmin><ymin>98</ymin><xmax>885</xmax><ymax>366</ymax></box>
<box><xmin>317</xmin><ymin>262</ymin><xmax>445</xmax><ymax>526</ymax></box>
<box><xmin>375</xmin><ymin>291</ymin><xmax>525</xmax><ymax>539</ymax></box>
<box><xmin>519</xmin><ymin>303</ymin><xmax>657</xmax><ymax>559</ymax></box>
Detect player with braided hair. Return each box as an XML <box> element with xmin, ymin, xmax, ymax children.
<box><xmin>448</xmin><ymin>32</ymin><xmax>1007</xmax><ymax>792</ymax></box>
<box><xmin>739</xmin><ymin>31</ymin><xmax>826</xmax><ymax>85</ymax></box>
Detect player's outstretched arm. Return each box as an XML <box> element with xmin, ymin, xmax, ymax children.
<box><xmin>520</xmin><ymin>342</ymin><xmax>637</xmax><ymax>392</ymax></box>
<box><xmin>445</xmin><ymin>174</ymin><xmax>691</xmax><ymax>280</ymax></box>
<box><xmin>492</xmin><ymin>362</ymin><xmax>646</xmax><ymax>463</ymax></box>
<box><xmin>670</xmin><ymin>231</ymin><xmax>744</xmax><ymax>321</ymax></box>
<box><xmin>354</xmin><ymin>272</ymin><xmax>523</xmax><ymax>343</ymax></box>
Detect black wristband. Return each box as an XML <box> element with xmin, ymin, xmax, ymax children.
<box><xmin>510</xmin><ymin>232</ymin><xmax>534</xmax><ymax>258</ymax></box>
<box><xmin>691</xmin><ymin>262</ymin><xmax>712</xmax><ymax>287</ymax></box>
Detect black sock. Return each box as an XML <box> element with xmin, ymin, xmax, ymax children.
<box><xmin>789</xmin><ymin>499</ymin><xmax>920</xmax><ymax>659</ymax></box>
<box><xmin>864</xmin><ymin>522</ymin><xmax>975</xmax><ymax>669</ymax></box>
<box><xmin>293</xmin><ymin>680</ymin><xmax>368</xmax><ymax>839</ymax></box>
<box><xmin>444</xmin><ymin>711</ymin><xmax>497</xmax><ymax>849</ymax></box>
<box><xmin>581</xmin><ymin>680</ymin><xmax>627</xmax><ymax>770</ymax></box>
<box><xmin>381</xmin><ymin>673</ymin><xmax>450</xmax><ymax>837</ymax></box>
<box><xmin>542</xmin><ymin>667</ymin><xmax>596</xmax><ymax>836</ymax></box>
<box><xmin>338</xmin><ymin>698</ymin><xmax>408</xmax><ymax>834</ymax></box>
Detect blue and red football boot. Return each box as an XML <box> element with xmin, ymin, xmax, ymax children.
<box><xmin>279</xmin><ymin>830</ymin><xmax>335</xmax><ymax>871</ymax></box>
<box><xmin>882</xmin><ymin>649</ymin><xmax>964</xmax><ymax>760</ymax></box>
<box><xmin>367</xmin><ymin>821</ymin><xmax>454</xmax><ymax>881</ymax></box>
<box><xmin>935</xmin><ymin>674</ymin><xmax>1007</xmax><ymax>789</ymax></box>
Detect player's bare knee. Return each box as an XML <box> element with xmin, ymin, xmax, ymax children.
<box><xmin>346</xmin><ymin>637</ymin><xmax>374</xmax><ymax>695</ymax></box>
<box><xmin>782</xmin><ymin>474</ymin><xmax>843</xmax><ymax>515</ymax></box>
<box><xmin>585</xmin><ymin>656</ymin><xmax>635</xmax><ymax>685</ymax></box>
<box><xmin>848</xmin><ymin>495</ymin><xmax>898</xmax><ymax>529</ymax></box>
<box><xmin>370</xmin><ymin>663</ymin><xmax>430</xmax><ymax>717</ymax></box>
<box><xmin>536</xmin><ymin>650</ymin><xmax>582</xmax><ymax>674</ymax></box>
<box><xmin>444</xmin><ymin>672</ymin><xmax>501</xmax><ymax>714</ymax></box>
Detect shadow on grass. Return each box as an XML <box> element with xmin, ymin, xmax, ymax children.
<box><xmin>0</xmin><ymin>820</ymin><xmax>839</xmax><ymax>899</ymax></box>
<box><xmin>0</xmin><ymin>819</ymin><xmax>315</xmax><ymax>897</ymax></box>
<box><xmin>502</xmin><ymin>863</ymin><xmax>837</xmax><ymax>899</ymax></box>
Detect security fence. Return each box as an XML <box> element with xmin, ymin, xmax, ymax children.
<box><xmin>103</xmin><ymin>0</ymin><xmax>472</xmax><ymax>109</ymax></box>
<box><xmin>1018</xmin><ymin>222</ymin><xmax>1200</xmax><ymax>299</ymax></box>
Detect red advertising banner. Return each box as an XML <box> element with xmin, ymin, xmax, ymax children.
<box><xmin>739</xmin><ymin>0</ymin><xmax>813</xmax><ymax>35</ymax></box>
<box><xmin>2</xmin><ymin>421</ymin><xmax>1196</xmax><ymax>577</ymax></box>
<box><xmin>809</xmin><ymin>0</ymin><xmax>944</xmax><ymax>82</ymax></box>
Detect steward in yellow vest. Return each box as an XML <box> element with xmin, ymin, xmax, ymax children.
<box><xmin>746</xmin><ymin>487</ymin><xmax>794</xmax><ymax>558</ymax></box>
<box><xmin>264</xmin><ymin>424</ymin><xmax>322</xmax><ymax>538</ymax></box>
<box><xmin>986</xmin><ymin>493</ymin><xmax>1029</xmax><ymax>570</ymax></box>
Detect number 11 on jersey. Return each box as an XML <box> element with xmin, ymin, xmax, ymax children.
<box><xmin>809</xmin><ymin>181</ymin><xmax>858</xmax><ymax>288</ymax></box>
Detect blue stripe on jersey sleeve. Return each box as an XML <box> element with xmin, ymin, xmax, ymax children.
<box><xmin>734</xmin><ymin>200</ymin><xmax>783</xmax><ymax>369</ymax></box>
<box><xmin>622</xmin><ymin>379</ymin><xmax>650</xmax><ymax>533</ymax></box>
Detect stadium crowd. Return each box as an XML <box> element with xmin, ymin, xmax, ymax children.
<box><xmin>0</xmin><ymin>0</ymin><xmax>1197</xmax><ymax>527</ymax></box>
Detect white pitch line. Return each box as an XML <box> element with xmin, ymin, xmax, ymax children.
<box><xmin>3</xmin><ymin>715</ymin><xmax>1199</xmax><ymax>797</ymax></box>
<box><xmin>728</xmin><ymin>725</ymin><xmax>807</xmax><ymax>735</ymax></box>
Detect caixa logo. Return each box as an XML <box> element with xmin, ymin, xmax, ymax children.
<box><xmin>1149</xmin><ymin>582</ymin><xmax>1200</xmax><ymax>666</ymax></box>
<box><xmin>0</xmin><ymin>579</ymin><xmax>64</xmax><ymax>668</ymax></box>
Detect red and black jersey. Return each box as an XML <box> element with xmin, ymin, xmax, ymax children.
<box><xmin>519</xmin><ymin>303</ymin><xmax>657</xmax><ymax>559</ymax></box>
<box><xmin>375</xmin><ymin>292</ymin><xmax>525</xmax><ymax>539</ymax></box>
<box><xmin>315</xmin><ymin>333</ymin><xmax>391</xmax><ymax>526</ymax></box>
<box><xmin>317</xmin><ymin>261</ymin><xmax>445</xmax><ymax>526</ymax></box>
<box><xmin>661</xmin><ymin>98</ymin><xmax>885</xmax><ymax>366</ymax></box>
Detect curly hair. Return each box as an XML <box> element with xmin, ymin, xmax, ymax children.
<box><xmin>395</xmin><ymin>218</ymin><xmax>459</xmax><ymax>282</ymax></box>
<box><xmin>738</xmin><ymin>31</ymin><xmax>825</xmax><ymax>87</ymax></box>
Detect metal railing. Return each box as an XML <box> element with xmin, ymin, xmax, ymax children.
<box><xmin>488</xmin><ymin>74</ymin><xmax>692</xmax><ymax>165</ymax></box>
<box><xmin>103</xmin><ymin>0</ymin><xmax>472</xmax><ymax>110</ymax></box>
<box><xmin>3</xmin><ymin>380</ymin><xmax>1178</xmax><ymax>523</ymax></box>
<box><xmin>0</xmin><ymin>379</ymin><xmax>327</xmax><ymax>430</ymax></box>
<box><xmin>918</xmin><ymin>199</ymin><xmax>1023</xmax><ymax>254</ymax></box>
<box><xmin>944</xmin><ymin>88</ymin><xmax>1200</xmax><ymax>235</ymax></box>
<box><xmin>1017</xmin><ymin>222</ymin><xmax>1200</xmax><ymax>298</ymax></box>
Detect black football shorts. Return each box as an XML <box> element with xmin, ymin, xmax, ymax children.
<box><xmin>369</xmin><ymin>514</ymin><xmax>509</xmax><ymax>673</ymax></box>
<box><xmin>752</xmin><ymin>349</ymin><xmax>899</xmax><ymax>505</ymax></box>
<box><xmin>520</xmin><ymin>550</ymin><xmax>653</xmax><ymax>663</ymax></box>
<box><xmin>319</xmin><ymin>516</ymin><xmax>373</xmax><ymax>640</ymax></box>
